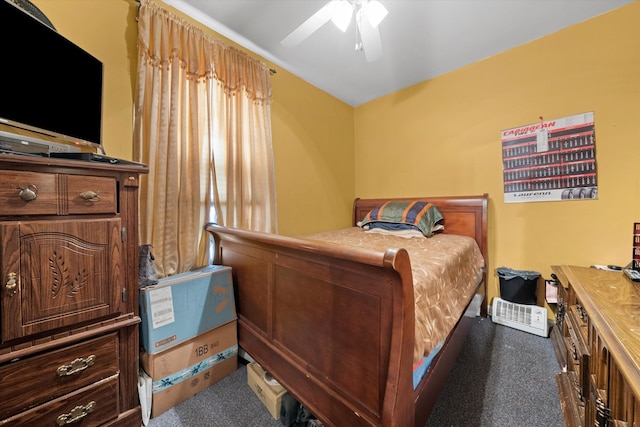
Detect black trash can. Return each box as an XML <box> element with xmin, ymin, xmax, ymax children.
<box><xmin>496</xmin><ymin>267</ymin><xmax>540</xmax><ymax>305</ymax></box>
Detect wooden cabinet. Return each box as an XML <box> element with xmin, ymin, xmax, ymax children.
<box><xmin>1</xmin><ymin>218</ymin><xmax>122</xmax><ymax>341</ymax></box>
<box><xmin>0</xmin><ymin>154</ymin><xmax>147</xmax><ymax>426</ymax></box>
<box><xmin>551</xmin><ymin>265</ymin><xmax>640</xmax><ymax>427</ymax></box>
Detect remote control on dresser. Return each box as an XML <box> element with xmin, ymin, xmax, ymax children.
<box><xmin>624</xmin><ymin>268</ymin><xmax>640</xmax><ymax>282</ymax></box>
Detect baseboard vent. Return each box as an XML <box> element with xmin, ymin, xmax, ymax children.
<box><xmin>491</xmin><ymin>297</ymin><xmax>549</xmax><ymax>337</ymax></box>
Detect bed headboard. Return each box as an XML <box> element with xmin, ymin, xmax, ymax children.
<box><xmin>352</xmin><ymin>194</ymin><xmax>489</xmax><ymax>270</ymax></box>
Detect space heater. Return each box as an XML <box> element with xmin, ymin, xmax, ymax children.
<box><xmin>491</xmin><ymin>297</ymin><xmax>549</xmax><ymax>337</ymax></box>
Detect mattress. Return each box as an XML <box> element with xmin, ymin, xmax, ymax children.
<box><xmin>303</xmin><ymin>227</ymin><xmax>485</xmax><ymax>363</ymax></box>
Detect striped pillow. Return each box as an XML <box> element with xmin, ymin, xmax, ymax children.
<box><xmin>360</xmin><ymin>200</ymin><xmax>444</xmax><ymax>237</ymax></box>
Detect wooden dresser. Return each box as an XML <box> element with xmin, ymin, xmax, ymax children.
<box><xmin>0</xmin><ymin>154</ymin><xmax>148</xmax><ymax>426</ymax></box>
<box><xmin>551</xmin><ymin>265</ymin><xmax>640</xmax><ymax>427</ymax></box>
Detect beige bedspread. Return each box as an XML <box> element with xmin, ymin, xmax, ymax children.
<box><xmin>303</xmin><ymin>228</ymin><xmax>485</xmax><ymax>363</ymax></box>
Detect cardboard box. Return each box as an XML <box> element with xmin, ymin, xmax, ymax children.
<box><xmin>247</xmin><ymin>362</ymin><xmax>287</xmax><ymax>419</ymax></box>
<box><xmin>139</xmin><ymin>265</ymin><xmax>236</xmax><ymax>353</ymax></box>
<box><xmin>141</xmin><ymin>321</ymin><xmax>238</xmax><ymax>418</ymax></box>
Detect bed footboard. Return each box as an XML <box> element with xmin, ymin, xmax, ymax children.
<box><xmin>206</xmin><ymin>224</ymin><xmax>416</xmax><ymax>427</ymax></box>
<box><xmin>206</xmin><ymin>193</ymin><xmax>488</xmax><ymax>426</ymax></box>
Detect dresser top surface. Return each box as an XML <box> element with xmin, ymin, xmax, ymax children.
<box><xmin>0</xmin><ymin>152</ymin><xmax>148</xmax><ymax>174</ymax></box>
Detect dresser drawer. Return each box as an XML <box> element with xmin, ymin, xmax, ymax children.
<box><xmin>0</xmin><ymin>171</ymin><xmax>116</xmax><ymax>216</ymax></box>
<box><xmin>67</xmin><ymin>175</ymin><xmax>116</xmax><ymax>214</ymax></box>
<box><xmin>556</xmin><ymin>371</ymin><xmax>585</xmax><ymax>427</ymax></box>
<box><xmin>0</xmin><ymin>374</ymin><xmax>119</xmax><ymax>426</ymax></box>
<box><xmin>568</xmin><ymin>304</ymin><xmax>588</xmax><ymax>341</ymax></box>
<box><xmin>0</xmin><ymin>170</ymin><xmax>58</xmax><ymax>215</ymax></box>
<box><xmin>0</xmin><ymin>333</ymin><xmax>119</xmax><ymax>419</ymax></box>
<box><xmin>566</xmin><ymin>311</ymin><xmax>590</xmax><ymax>402</ymax></box>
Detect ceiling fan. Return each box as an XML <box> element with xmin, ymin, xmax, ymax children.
<box><xmin>281</xmin><ymin>0</ymin><xmax>389</xmax><ymax>62</ymax></box>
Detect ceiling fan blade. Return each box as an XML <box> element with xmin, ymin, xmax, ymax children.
<box><xmin>358</xmin><ymin>14</ymin><xmax>383</xmax><ymax>62</ymax></box>
<box><xmin>281</xmin><ymin>1</ymin><xmax>335</xmax><ymax>48</ymax></box>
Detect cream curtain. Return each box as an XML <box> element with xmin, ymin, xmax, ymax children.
<box><xmin>134</xmin><ymin>0</ymin><xmax>277</xmax><ymax>277</ymax></box>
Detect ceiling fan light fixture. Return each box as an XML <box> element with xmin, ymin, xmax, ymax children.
<box><xmin>281</xmin><ymin>0</ymin><xmax>386</xmax><ymax>62</ymax></box>
<box><xmin>330</xmin><ymin>0</ymin><xmax>355</xmax><ymax>32</ymax></box>
<box><xmin>363</xmin><ymin>0</ymin><xmax>388</xmax><ymax>28</ymax></box>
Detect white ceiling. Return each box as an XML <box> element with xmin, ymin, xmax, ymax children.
<box><xmin>164</xmin><ymin>0</ymin><xmax>634</xmax><ymax>106</ymax></box>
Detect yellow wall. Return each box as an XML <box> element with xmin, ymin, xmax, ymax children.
<box><xmin>355</xmin><ymin>2</ymin><xmax>640</xmax><ymax>301</ymax></box>
<box><xmin>33</xmin><ymin>0</ymin><xmax>355</xmax><ymax>236</ymax></box>
<box><xmin>33</xmin><ymin>1</ymin><xmax>640</xmax><ymax>305</ymax></box>
<box><xmin>270</xmin><ymin>69</ymin><xmax>355</xmax><ymax>234</ymax></box>
<box><xmin>34</xmin><ymin>0</ymin><xmax>139</xmax><ymax>161</ymax></box>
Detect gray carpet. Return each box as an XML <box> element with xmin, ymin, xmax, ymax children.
<box><xmin>147</xmin><ymin>316</ymin><xmax>563</xmax><ymax>426</ymax></box>
<box><xmin>425</xmin><ymin>317</ymin><xmax>563</xmax><ymax>427</ymax></box>
<box><xmin>146</xmin><ymin>363</ymin><xmax>282</xmax><ymax>427</ymax></box>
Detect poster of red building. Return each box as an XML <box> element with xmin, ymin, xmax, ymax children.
<box><xmin>501</xmin><ymin>112</ymin><xmax>597</xmax><ymax>203</ymax></box>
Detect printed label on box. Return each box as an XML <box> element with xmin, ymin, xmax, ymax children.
<box><xmin>150</xmin><ymin>286</ymin><xmax>175</xmax><ymax>328</ymax></box>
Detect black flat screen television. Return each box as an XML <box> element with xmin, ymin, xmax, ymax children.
<box><xmin>0</xmin><ymin>0</ymin><xmax>103</xmax><ymax>150</ymax></box>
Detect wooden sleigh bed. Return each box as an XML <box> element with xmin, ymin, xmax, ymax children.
<box><xmin>205</xmin><ymin>194</ymin><xmax>489</xmax><ymax>427</ymax></box>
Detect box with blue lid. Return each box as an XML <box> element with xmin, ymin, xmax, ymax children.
<box><xmin>139</xmin><ymin>265</ymin><xmax>236</xmax><ymax>353</ymax></box>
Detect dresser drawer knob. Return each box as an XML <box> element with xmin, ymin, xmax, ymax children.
<box><xmin>56</xmin><ymin>400</ymin><xmax>96</xmax><ymax>425</ymax></box>
<box><xmin>79</xmin><ymin>191</ymin><xmax>100</xmax><ymax>201</ymax></box>
<box><xmin>5</xmin><ymin>272</ymin><xmax>17</xmax><ymax>297</ymax></box>
<box><xmin>56</xmin><ymin>355</ymin><xmax>96</xmax><ymax>377</ymax></box>
<box><xmin>17</xmin><ymin>184</ymin><xmax>38</xmax><ymax>202</ymax></box>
